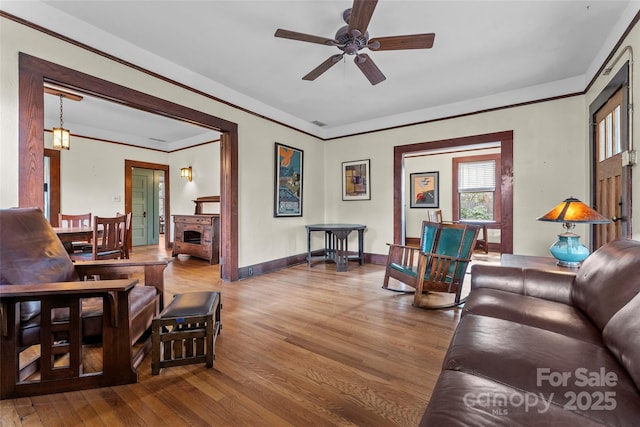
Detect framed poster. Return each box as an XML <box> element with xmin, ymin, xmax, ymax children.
<box><xmin>410</xmin><ymin>171</ymin><xmax>439</xmax><ymax>208</ymax></box>
<box><xmin>342</xmin><ymin>159</ymin><xmax>371</xmax><ymax>200</ymax></box>
<box><xmin>274</xmin><ymin>142</ymin><xmax>303</xmax><ymax>217</ymax></box>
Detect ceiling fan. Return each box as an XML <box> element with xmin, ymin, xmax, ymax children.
<box><xmin>274</xmin><ymin>0</ymin><xmax>435</xmax><ymax>85</ymax></box>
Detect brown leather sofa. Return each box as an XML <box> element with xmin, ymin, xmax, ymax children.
<box><xmin>0</xmin><ymin>208</ymin><xmax>171</xmax><ymax>398</ymax></box>
<box><xmin>420</xmin><ymin>239</ymin><xmax>640</xmax><ymax>426</ymax></box>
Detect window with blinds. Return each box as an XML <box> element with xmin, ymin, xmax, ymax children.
<box><xmin>456</xmin><ymin>159</ymin><xmax>497</xmax><ymax>220</ymax></box>
<box><xmin>458</xmin><ymin>160</ymin><xmax>496</xmax><ymax>192</ymax></box>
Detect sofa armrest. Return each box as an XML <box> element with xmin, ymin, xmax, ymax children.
<box><xmin>0</xmin><ymin>279</ymin><xmax>139</xmax><ymax>398</ymax></box>
<box><xmin>73</xmin><ymin>259</ymin><xmax>171</xmax><ymax>310</ymax></box>
<box><xmin>471</xmin><ymin>264</ymin><xmax>576</xmax><ymax>305</ymax></box>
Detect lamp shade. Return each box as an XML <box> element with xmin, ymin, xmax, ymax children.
<box><xmin>537</xmin><ymin>197</ymin><xmax>611</xmax><ymax>268</ymax></box>
<box><xmin>536</xmin><ymin>197</ymin><xmax>610</xmax><ymax>224</ymax></box>
<box><xmin>180</xmin><ymin>166</ymin><xmax>192</xmax><ymax>181</ymax></box>
<box><xmin>52</xmin><ymin>127</ymin><xmax>70</xmax><ymax>150</ymax></box>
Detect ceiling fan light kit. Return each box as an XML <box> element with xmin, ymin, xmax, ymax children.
<box><xmin>274</xmin><ymin>0</ymin><xmax>435</xmax><ymax>85</ymax></box>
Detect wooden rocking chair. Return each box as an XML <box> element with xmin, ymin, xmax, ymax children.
<box><xmin>383</xmin><ymin>222</ymin><xmax>479</xmax><ymax>309</ymax></box>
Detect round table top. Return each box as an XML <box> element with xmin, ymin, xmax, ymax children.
<box><xmin>306</xmin><ymin>224</ymin><xmax>367</xmax><ymax>230</ymax></box>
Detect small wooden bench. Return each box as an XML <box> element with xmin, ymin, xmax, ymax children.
<box><xmin>151</xmin><ymin>291</ymin><xmax>221</xmax><ymax>375</ymax></box>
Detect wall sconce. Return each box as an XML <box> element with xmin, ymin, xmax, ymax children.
<box><xmin>537</xmin><ymin>197</ymin><xmax>611</xmax><ymax>267</ymax></box>
<box><xmin>52</xmin><ymin>94</ymin><xmax>70</xmax><ymax>150</ymax></box>
<box><xmin>180</xmin><ymin>166</ymin><xmax>192</xmax><ymax>182</ymax></box>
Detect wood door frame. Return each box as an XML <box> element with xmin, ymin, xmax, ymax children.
<box><xmin>589</xmin><ymin>62</ymin><xmax>631</xmax><ymax>242</ymax></box>
<box><xmin>43</xmin><ymin>148</ymin><xmax>60</xmax><ymax>226</ymax></box>
<box><xmin>393</xmin><ymin>131</ymin><xmax>514</xmax><ymax>253</ymax></box>
<box><xmin>18</xmin><ymin>53</ymin><xmax>239</xmax><ymax>281</ymax></box>
<box><xmin>125</xmin><ymin>160</ymin><xmax>170</xmax><ymax>251</ymax></box>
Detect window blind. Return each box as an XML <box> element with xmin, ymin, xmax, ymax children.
<box><xmin>458</xmin><ymin>160</ymin><xmax>496</xmax><ymax>191</ymax></box>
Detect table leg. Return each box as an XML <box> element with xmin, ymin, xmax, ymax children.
<box><xmin>332</xmin><ymin>230</ymin><xmax>351</xmax><ymax>272</ymax></box>
<box><xmin>306</xmin><ymin>228</ymin><xmax>312</xmax><ymax>267</ymax></box>
<box><xmin>357</xmin><ymin>229</ymin><xmax>364</xmax><ymax>265</ymax></box>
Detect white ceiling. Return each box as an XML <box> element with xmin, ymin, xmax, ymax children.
<box><xmin>3</xmin><ymin>0</ymin><xmax>639</xmax><ymax>149</ymax></box>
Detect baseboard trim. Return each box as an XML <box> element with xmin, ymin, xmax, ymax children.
<box><xmin>237</xmin><ymin>250</ymin><xmax>387</xmax><ymax>280</ymax></box>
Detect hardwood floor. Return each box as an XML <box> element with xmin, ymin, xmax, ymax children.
<box><xmin>1</xmin><ymin>243</ymin><xmax>468</xmax><ymax>426</ymax></box>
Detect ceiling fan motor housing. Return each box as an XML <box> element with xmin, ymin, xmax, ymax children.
<box><xmin>335</xmin><ymin>26</ymin><xmax>369</xmax><ymax>55</ymax></box>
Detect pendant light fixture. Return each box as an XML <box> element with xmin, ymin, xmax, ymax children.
<box><xmin>52</xmin><ymin>94</ymin><xmax>70</xmax><ymax>150</ymax></box>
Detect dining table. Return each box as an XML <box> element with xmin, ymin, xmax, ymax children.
<box><xmin>52</xmin><ymin>226</ymin><xmax>95</xmax><ymax>244</ymax></box>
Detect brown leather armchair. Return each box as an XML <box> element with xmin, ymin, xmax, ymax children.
<box><xmin>0</xmin><ymin>208</ymin><xmax>171</xmax><ymax>399</ymax></box>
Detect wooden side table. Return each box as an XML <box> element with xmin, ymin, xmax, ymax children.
<box><xmin>306</xmin><ymin>224</ymin><xmax>366</xmax><ymax>272</ymax></box>
<box><xmin>500</xmin><ymin>254</ymin><xmax>578</xmax><ymax>274</ymax></box>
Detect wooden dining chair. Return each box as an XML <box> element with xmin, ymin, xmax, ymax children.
<box><xmin>71</xmin><ymin>215</ymin><xmax>126</xmax><ymax>261</ymax></box>
<box><xmin>116</xmin><ymin>212</ymin><xmax>132</xmax><ymax>259</ymax></box>
<box><xmin>427</xmin><ymin>209</ymin><xmax>443</xmax><ymax>223</ymax></box>
<box><xmin>57</xmin><ymin>212</ymin><xmax>92</xmax><ymax>253</ymax></box>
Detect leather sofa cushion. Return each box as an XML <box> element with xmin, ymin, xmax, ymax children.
<box><xmin>603</xmin><ymin>291</ymin><xmax>640</xmax><ymax>390</ymax></box>
<box><xmin>471</xmin><ymin>265</ymin><xmax>575</xmax><ymax>304</ymax></box>
<box><xmin>572</xmin><ymin>239</ymin><xmax>640</xmax><ymax>330</ymax></box>
<box><xmin>463</xmin><ymin>288</ymin><xmax>602</xmax><ymax>345</ymax></box>
<box><xmin>442</xmin><ymin>314</ymin><xmax>640</xmax><ymax>425</ymax></box>
<box><xmin>420</xmin><ymin>370</ymin><xmax>607</xmax><ymax>427</ymax></box>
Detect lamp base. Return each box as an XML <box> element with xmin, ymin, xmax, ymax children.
<box><xmin>555</xmin><ymin>259</ymin><xmax>582</xmax><ymax>268</ymax></box>
<box><xmin>549</xmin><ymin>232</ymin><xmax>589</xmax><ymax>268</ymax></box>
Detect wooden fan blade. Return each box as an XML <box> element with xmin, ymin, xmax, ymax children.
<box><xmin>274</xmin><ymin>29</ymin><xmax>336</xmax><ymax>46</ymax></box>
<box><xmin>303</xmin><ymin>54</ymin><xmax>344</xmax><ymax>81</ymax></box>
<box><xmin>354</xmin><ymin>54</ymin><xmax>386</xmax><ymax>85</ymax></box>
<box><xmin>369</xmin><ymin>33</ymin><xmax>435</xmax><ymax>51</ymax></box>
<box><xmin>348</xmin><ymin>0</ymin><xmax>378</xmax><ymax>35</ymax></box>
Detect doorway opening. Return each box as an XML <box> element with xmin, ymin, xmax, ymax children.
<box><xmin>18</xmin><ymin>53</ymin><xmax>239</xmax><ymax>281</ymax></box>
<box><xmin>126</xmin><ymin>161</ymin><xmax>169</xmax><ymax>252</ymax></box>
<box><xmin>394</xmin><ymin>131</ymin><xmax>514</xmax><ymax>254</ymax></box>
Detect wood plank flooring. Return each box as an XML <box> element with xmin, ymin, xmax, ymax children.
<box><xmin>1</xmin><ymin>244</ymin><xmax>469</xmax><ymax>427</ymax></box>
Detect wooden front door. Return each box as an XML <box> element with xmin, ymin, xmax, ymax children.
<box><xmin>593</xmin><ymin>85</ymin><xmax>630</xmax><ymax>248</ymax></box>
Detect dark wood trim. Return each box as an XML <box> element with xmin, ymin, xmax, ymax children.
<box><xmin>584</xmin><ymin>11</ymin><xmax>640</xmax><ymax>93</ymax></box>
<box><xmin>18</xmin><ymin>53</ymin><xmax>239</xmax><ymax>281</ymax></box>
<box><xmin>2</xmin><ymin>11</ymin><xmax>581</xmax><ymax>145</ymax></box>
<box><xmin>1</xmin><ymin>11</ymin><xmax>317</xmax><ymax>142</ymax></box>
<box><xmin>50</xmin><ymin>131</ymin><xmax>218</xmax><ymax>154</ymax></box>
<box><xmin>44</xmin><ymin>148</ymin><xmax>60</xmax><ymax>226</ymax></box>
<box><xmin>220</xmin><ymin>132</ymin><xmax>238</xmax><ymax>279</ymax></box>
<box><xmin>393</xmin><ymin>131</ymin><xmax>514</xmax><ymax>254</ymax></box>
<box><xmin>326</xmin><ymin>93</ymin><xmax>581</xmax><ymax>141</ymax></box>
<box><xmin>500</xmin><ymin>136</ymin><xmax>515</xmax><ymax>254</ymax></box>
<box><xmin>4</xmin><ymin>9</ymin><xmax>639</xmax><ymax>145</ymax></box>
<box><xmin>124</xmin><ymin>160</ymin><xmax>171</xmax><ymax>251</ymax></box>
<box><xmin>237</xmin><ymin>251</ymin><xmax>386</xmax><ymax>280</ymax></box>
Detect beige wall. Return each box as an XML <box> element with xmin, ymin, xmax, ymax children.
<box><xmin>170</xmin><ymin>142</ymin><xmax>220</xmax><ymax>216</ymax></box>
<box><xmin>50</xmin><ymin>134</ymin><xmax>167</xmax><ymax>217</ymax></box>
<box><xmin>324</xmin><ymin>96</ymin><xmax>588</xmax><ymax>257</ymax></box>
<box><xmin>2</xmin><ymin>15</ymin><xmax>639</xmax><ymax>269</ymax></box>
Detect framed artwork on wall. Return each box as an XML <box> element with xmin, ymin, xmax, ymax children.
<box><xmin>274</xmin><ymin>142</ymin><xmax>303</xmax><ymax>217</ymax></box>
<box><xmin>342</xmin><ymin>159</ymin><xmax>371</xmax><ymax>201</ymax></box>
<box><xmin>410</xmin><ymin>171</ymin><xmax>439</xmax><ymax>208</ymax></box>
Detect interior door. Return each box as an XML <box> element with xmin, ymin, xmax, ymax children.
<box><xmin>132</xmin><ymin>167</ymin><xmax>158</xmax><ymax>246</ymax></box>
<box><xmin>593</xmin><ymin>87</ymin><xmax>629</xmax><ymax>247</ymax></box>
